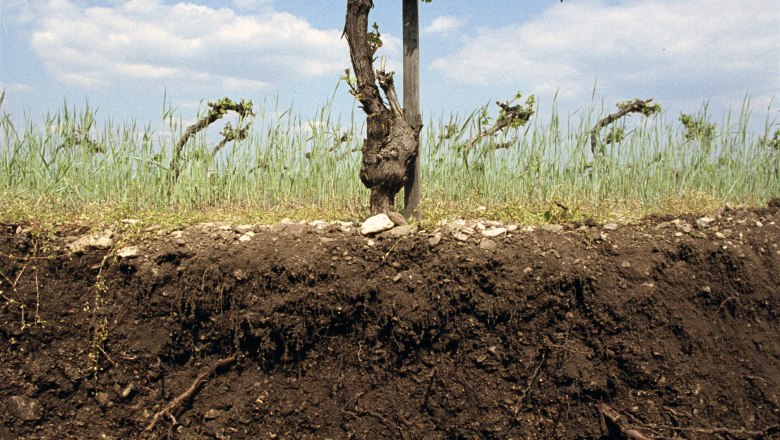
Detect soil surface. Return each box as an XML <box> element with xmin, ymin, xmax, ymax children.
<box><xmin>1</xmin><ymin>204</ymin><xmax>779</xmax><ymax>439</ymax></box>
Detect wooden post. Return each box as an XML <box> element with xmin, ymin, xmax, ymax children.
<box><xmin>402</xmin><ymin>0</ymin><xmax>422</xmax><ymax>220</ymax></box>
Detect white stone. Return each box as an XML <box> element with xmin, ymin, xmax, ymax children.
<box><xmin>117</xmin><ymin>246</ymin><xmax>139</xmax><ymax>258</ymax></box>
<box><xmin>360</xmin><ymin>214</ymin><xmax>395</xmax><ymax>235</ymax></box>
<box><xmin>67</xmin><ymin>233</ymin><xmax>113</xmax><ymax>254</ymax></box>
<box><xmin>121</xmin><ymin>219</ymin><xmax>141</xmax><ymax>225</ymax></box>
<box><xmin>696</xmin><ymin>217</ymin><xmax>715</xmax><ymax>228</ymax></box>
<box><xmin>453</xmin><ymin>232</ymin><xmax>470</xmax><ymax>242</ymax></box>
<box><xmin>235</xmin><ymin>224</ymin><xmax>254</xmax><ymax>233</ymax></box>
<box><xmin>238</xmin><ymin>234</ymin><xmax>252</xmax><ymax>242</ymax></box>
<box><xmin>541</xmin><ymin>224</ymin><xmax>564</xmax><ymax>233</ymax></box>
<box><xmin>482</xmin><ymin>227</ymin><xmax>507</xmax><ymax>238</ymax></box>
<box><xmin>603</xmin><ymin>223</ymin><xmax>619</xmax><ymax>231</ymax></box>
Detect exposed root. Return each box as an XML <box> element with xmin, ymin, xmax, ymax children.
<box><xmin>144</xmin><ymin>355</ymin><xmax>237</xmax><ymax>433</ymax></box>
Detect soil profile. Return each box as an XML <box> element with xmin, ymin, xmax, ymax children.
<box><xmin>1</xmin><ymin>204</ymin><xmax>779</xmax><ymax>439</ymax></box>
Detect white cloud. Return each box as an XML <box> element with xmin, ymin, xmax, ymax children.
<box><xmin>424</xmin><ymin>16</ymin><xmax>466</xmax><ymax>35</ymax></box>
<box><xmin>1</xmin><ymin>83</ymin><xmax>34</xmax><ymax>93</ymax></box>
<box><xmin>431</xmin><ymin>0</ymin><xmax>780</xmax><ymax>107</ymax></box>
<box><xmin>27</xmin><ymin>0</ymin><xmax>348</xmax><ymax>92</ymax></box>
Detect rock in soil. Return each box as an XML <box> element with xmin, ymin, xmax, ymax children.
<box><xmin>360</xmin><ymin>214</ymin><xmax>395</xmax><ymax>235</ymax></box>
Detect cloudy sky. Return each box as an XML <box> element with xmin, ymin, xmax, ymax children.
<box><xmin>1</xmin><ymin>0</ymin><xmax>778</xmax><ymax>131</ymax></box>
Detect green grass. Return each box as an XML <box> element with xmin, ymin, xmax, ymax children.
<box><xmin>1</xmin><ymin>91</ymin><xmax>777</xmax><ymax>230</ymax></box>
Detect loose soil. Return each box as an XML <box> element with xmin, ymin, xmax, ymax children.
<box><xmin>1</xmin><ymin>205</ymin><xmax>779</xmax><ymax>439</ymax></box>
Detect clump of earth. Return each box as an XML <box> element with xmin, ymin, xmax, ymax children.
<box><xmin>1</xmin><ymin>202</ymin><xmax>779</xmax><ymax>439</ymax></box>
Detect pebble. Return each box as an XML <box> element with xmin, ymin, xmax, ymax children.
<box><xmin>696</xmin><ymin>217</ymin><xmax>715</xmax><ymax>228</ymax></box>
<box><xmin>67</xmin><ymin>231</ymin><xmax>114</xmax><ymax>254</ymax></box>
<box><xmin>603</xmin><ymin>223</ymin><xmax>619</xmax><ymax>231</ymax></box>
<box><xmin>482</xmin><ymin>227</ymin><xmax>507</xmax><ymax>238</ymax></box>
<box><xmin>387</xmin><ymin>224</ymin><xmax>419</xmax><ymax>237</ymax></box>
<box><xmin>541</xmin><ymin>224</ymin><xmax>564</xmax><ymax>233</ymax></box>
<box><xmin>428</xmin><ymin>233</ymin><xmax>442</xmax><ymax>247</ymax></box>
<box><xmin>360</xmin><ymin>214</ymin><xmax>394</xmax><ymax>235</ymax></box>
<box><xmin>479</xmin><ymin>239</ymin><xmax>497</xmax><ymax>251</ymax></box>
<box><xmin>117</xmin><ymin>246</ymin><xmax>139</xmax><ymax>258</ymax></box>
<box><xmin>453</xmin><ymin>232</ymin><xmax>470</xmax><ymax>242</ymax></box>
<box><xmin>204</xmin><ymin>409</ymin><xmax>223</xmax><ymax>420</ymax></box>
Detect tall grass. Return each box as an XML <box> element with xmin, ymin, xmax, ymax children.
<box><xmin>1</xmin><ymin>91</ymin><xmax>777</xmax><ymax>225</ymax></box>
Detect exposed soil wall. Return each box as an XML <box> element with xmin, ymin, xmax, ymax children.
<box><xmin>1</xmin><ymin>206</ymin><xmax>779</xmax><ymax>439</ymax></box>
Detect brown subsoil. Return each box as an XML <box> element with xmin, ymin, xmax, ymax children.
<box><xmin>1</xmin><ymin>206</ymin><xmax>779</xmax><ymax>439</ymax></box>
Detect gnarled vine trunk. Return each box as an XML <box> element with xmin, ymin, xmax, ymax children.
<box><xmin>344</xmin><ymin>0</ymin><xmax>419</xmax><ymax>215</ymax></box>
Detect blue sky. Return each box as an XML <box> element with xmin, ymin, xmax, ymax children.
<box><xmin>1</xmin><ymin>0</ymin><xmax>779</xmax><ymax>132</ymax></box>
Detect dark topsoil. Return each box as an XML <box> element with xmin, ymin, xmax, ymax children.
<box><xmin>1</xmin><ymin>205</ymin><xmax>779</xmax><ymax>440</ymax></box>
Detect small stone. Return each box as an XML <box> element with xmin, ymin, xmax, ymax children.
<box><xmin>360</xmin><ymin>214</ymin><xmax>395</xmax><ymax>235</ymax></box>
<box><xmin>235</xmin><ymin>224</ymin><xmax>254</xmax><ymax>233</ymax></box>
<box><xmin>67</xmin><ymin>232</ymin><xmax>113</xmax><ymax>254</ymax></box>
<box><xmin>170</xmin><ymin>230</ymin><xmax>184</xmax><ymax>239</ymax></box>
<box><xmin>428</xmin><ymin>233</ymin><xmax>442</xmax><ymax>247</ymax></box>
<box><xmin>387</xmin><ymin>224</ymin><xmax>419</xmax><ymax>237</ymax></box>
<box><xmin>591</xmin><ymin>231</ymin><xmax>606</xmax><ymax>241</ymax></box>
<box><xmin>204</xmin><ymin>408</ymin><xmax>223</xmax><ymax>420</ymax></box>
<box><xmin>506</xmin><ymin>224</ymin><xmax>519</xmax><ymax>232</ymax></box>
<box><xmin>284</xmin><ymin>223</ymin><xmax>307</xmax><ymax>236</ymax></box>
<box><xmin>453</xmin><ymin>232</ymin><xmax>470</xmax><ymax>242</ymax></box>
<box><xmin>393</xmin><ymin>273</ymin><xmax>403</xmax><ymax>283</ymax></box>
<box><xmin>603</xmin><ymin>223</ymin><xmax>619</xmax><ymax>231</ymax></box>
<box><xmin>270</xmin><ymin>223</ymin><xmax>287</xmax><ymax>233</ymax></box>
<box><xmin>175</xmin><ymin>239</ymin><xmax>186</xmax><ymax>246</ymax></box>
<box><xmin>238</xmin><ymin>234</ymin><xmax>252</xmax><ymax>243</ymax></box>
<box><xmin>696</xmin><ymin>217</ymin><xmax>715</xmax><ymax>228</ymax></box>
<box><xmin>620</xmin><ymin>260</ymin><xmax>632</xmax><ymax>268</ymax></box>
<box><xmin>120</xmin><ymin>384</ymin><xmax>135</xmax><ymax>399</ymax></box>
<box><xmin>756</xmin><ymin>221</ymin><xmax>764</xmax><ymax>227</ymax></box>
<box><xmin>309</xmin><ymin>220</ymin><xmax>328</xmax><ymax>230</ymax></box>
<box><xmin>121</xmin><ymin>219</ymin><xmax>141</xmax><ymax>225</ymax></box>
<box><xmin>475</xmin><ymin>222</ymin><xmax>486</xmax><ymax>231</ymax></box>
<box><xmin>386</xmin><ymin>211</ymin><xmax>407</xmax><ymax>226</ymax></box>
<box><xmin>232</xmin><ymin>269</ymin><xmax>249</xmax><ymax>281</ymax></box>
<box><xmin>479</xmin><ymin>239</ymin><xmax>497</xmax><ymax>251</ymax></box>
<box><xmin>541</xmin><ymin>224</ymin><xmax>564</xmax><ymax>233</ymax></box>
<box><xmin>8</xmin><ymin>396</ymin><xmax>43</xmax><ymax>421</ymax></box>
<box><xmin>523</xmin><ymin>267</ymin><xmax>533</xmax><ymax>274</ymax></box>
<box><xmin>482</xmin><ymin>227</ymin><xmax>507</xmax><ymax>238</ymax></box>
<box><xmin>117</xmin><ymin>246</ymin><xmax>139</xmax><ymax>258</ymax></box>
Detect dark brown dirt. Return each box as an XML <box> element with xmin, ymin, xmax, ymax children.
<box><xmin>1</xmin><ymin>206</ymin><xmax>779</xmax><ymax>439</ymax></box>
